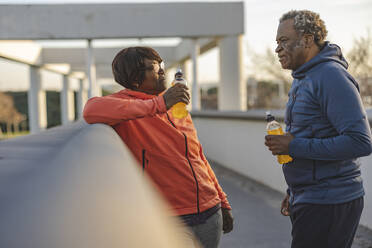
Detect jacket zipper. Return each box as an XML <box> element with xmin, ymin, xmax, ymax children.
<box><xmin>166</xmin><ymin>113</ymin><xmax>176</xmax><ymax>128</ymax></box>
<box><xmin>288</xmin><ymin>87</ymin><xmax>299</xmax><ymax>131</ymax></box>
<box><xmin>312</xmin><ymin>161</ymin><xmax>317</xmax><ymax>181</ymax></box>
<box><xmin>142</xmin><ymin>149</ymin><xmax>146</xmax><ymax>172</ymax></box>
<box><xmin>166</xmin><ymin>113</ymin><xmax>200</xmax><ymax>214</ymax></box>
<box><xmin>183</xmin><ymin>133</ymin><xmax>200</xmax><ymax>214</ymax></box>
<box><xmin>288</xmin><ymin>95</ymin><xmax>295</xmax><ymax>131</ymax></box>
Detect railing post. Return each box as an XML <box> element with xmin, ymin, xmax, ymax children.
<box><xmin>61</xmin><ymin>75</ymin><xmax>75</xmax><ymax>124</ymax></box>
<box><xmin>77</xmin><ymin>78</ymin><xmax>88</xmax><ymax>119</ymax></box>
<box><xmin>28</xmin><ymin>66</ymin><xmax>47</xmax><ymax>133</ymax></box>
<box><xmin>218</xmin><ymin>35</ymin><xmax>246</xmax><ymax>111</ymax></box>
<box><xmin>191</xmin><ymin>38</ymin><xmax>201</xmax><ymax>111</ymax></box>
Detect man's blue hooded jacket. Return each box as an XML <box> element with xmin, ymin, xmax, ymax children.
<box><xmin>284</xmin><ymin>41</ymin><xmax>372</xmax><ymax>205</ymax></box>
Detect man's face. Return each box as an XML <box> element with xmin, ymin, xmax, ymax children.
<box><xmin>275</xmin><ymin>19</ymin><xmax>307</xmax><ymax>71</ymax></box>
<box><xmin>138</xmin><ymin>58</ymin><xmax>167</xmax><ymax>95</ymax></box>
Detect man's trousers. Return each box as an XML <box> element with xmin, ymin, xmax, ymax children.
<box><xmin>290</xmin><ymin>197</ymin><xmax>363</xmax><ymax>248</ymax></box>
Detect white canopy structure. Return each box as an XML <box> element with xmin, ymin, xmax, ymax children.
<box><xmin>0</xmin><ymin>2</ymin><xmax>245</xmax><ymax>133</ymax></box>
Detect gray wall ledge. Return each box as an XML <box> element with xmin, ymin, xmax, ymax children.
<box><xmin>192</xmin><ymin>109</ymin><xmax>372</xmax><ymax>126</ymax></box>
<box><xmin>0</xmin><ymin>120</ymin><xmax>190</xmax><ymax>247</ymax></box>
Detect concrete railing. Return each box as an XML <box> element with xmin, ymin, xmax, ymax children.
<box><xmin>192</xmin><ymin>110</ymin><xmax>372</xmax><ymax>230</ymax></box>
<box><xmin>0</xmin><ymin>120</ymin><xmax>192</xmax><ymax>248</ymax></box>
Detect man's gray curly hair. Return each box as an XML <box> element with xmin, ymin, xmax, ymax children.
<box><xmin>280</xmin><ymin>10</ymin><xmax>328</xmax><ymax>48</ymax></box>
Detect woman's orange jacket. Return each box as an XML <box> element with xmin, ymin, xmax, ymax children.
<box><xmin>83</xmin><ymin>89</ymin><xmax>231</xmax><ymax>216</ymax></box>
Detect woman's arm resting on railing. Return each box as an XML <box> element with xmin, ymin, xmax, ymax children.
<box><xmin>83</xmin><ymin>95</ymin><xmax>167</xmax><ymax>126</ymax></box>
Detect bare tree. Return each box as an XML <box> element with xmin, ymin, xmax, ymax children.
<box><xmin>245</xmin><ymin>44</ymin><xmax>292</xmax><ymax>109</ymax></box>
<box><xmin>347</xmin><ymin>30</ymin><xmax>372</xmax><ymax>107</ymax></box>
<box><xmin>9</xmin><ymin>109</ymin><xmax>26</xmax><ymax>133</ymax></box>
<box><xmin>0</xmin><ymin>92</ymin><xmax>26</xmax><ymax>134</ymax></box>
<box><xmin>0</xmin><ymin>92</ymin><xmax>13</xmax><ymax>133</ymax></box>
<box><xmin>246</xmin><ymin>45</ymin><xmax>292</xmax><ymax>85</ymax></box>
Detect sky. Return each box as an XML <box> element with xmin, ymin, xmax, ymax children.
<box><xmin>1</xmin><ymin>0</ymin><xmax>371</xmax><ymax>52</ymax></box>
<box><xmin>0</xmin><ymin>0</ymin><xmax>372</xmax><ymax>90</ymax></box>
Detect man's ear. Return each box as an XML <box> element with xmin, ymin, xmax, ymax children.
<box><xmin>303</xmin><ymin>34</ymin><xmax>315</xmax><ymax>48</ymax></box>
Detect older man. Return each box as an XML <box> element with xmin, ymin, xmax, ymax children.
<box><xmin>83</xmin><ymin>46</ymin><xmax>233</xmax><ymax>248</ymax></box>
<box><xmin>265</xmin><ymin>10</ymin><xmax>372</xmax><ymax>248</ymax></box>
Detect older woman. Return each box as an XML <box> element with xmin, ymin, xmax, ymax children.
<box><xmin>83</xmin><ymin>46</ymin><xmax>233</xmax><ymax>248</ymax></box>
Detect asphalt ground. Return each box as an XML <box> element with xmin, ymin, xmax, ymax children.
<box><xmin>211</xmin><ymin>161</ymin><xmax>372</xmax><ymax>248</ymax></box>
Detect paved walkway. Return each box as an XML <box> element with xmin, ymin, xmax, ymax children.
<box><xmin>211</xmin><ymin>162</ymin><xmax>372</xmax><ymax>248</ymax></box>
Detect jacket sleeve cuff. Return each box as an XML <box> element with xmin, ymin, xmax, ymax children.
<box><xmin>221</xmin><ymin>201</ymin><xmax>232</xmax><ymax>210</ymax></box>
<box><xmin>155</xmin><ymin>95</ymin><xmax>167</xmax><ymax>113</ymax></box>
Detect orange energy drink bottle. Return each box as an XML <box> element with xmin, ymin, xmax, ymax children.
<box><xmin>266</xmin><ymin>112</ymin><xmax>293</xmax><ymax>164</ymax></box>
<box><xmin>171</xmin><ymin>69</ymin><xmax>188</xmax><ymax>119</ymax></box>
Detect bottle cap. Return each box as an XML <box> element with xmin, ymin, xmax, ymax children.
<box><xmin>175</xmin><ymin>68</ymin><xmax>183</xmax><ymax>77</ymax></box>
<box><xmin>173</xmin><ymin>68</ymin><xmax>187</xmax><ymax>86</ymax></box>
<box><xmin>265</xmin><ymin>111</ymin><xmax>275</xmax><ymax>122</ymax></box>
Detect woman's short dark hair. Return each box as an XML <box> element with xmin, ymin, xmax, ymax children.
<box><xmin>112</xmin><ymin>46</ymin><xmax>162</xmax><ymax>89</ymax></box>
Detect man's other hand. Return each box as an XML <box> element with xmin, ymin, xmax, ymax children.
<box><xmin>280</xmin><ymin>194</ymin><xmax>290</xmax><ymax>216</ymax></box>
<box><xmin>264</xmin><ymin>133</ymin><xmax>294</xmax><ymax>155</ymax></box>
<box><xmin>163</xmin><ymin>83</ymin><xmax>190</xmax><ymax>110</ymax></box>
<box><xmin>222</xmin><ymin>208</ymin><xmax>234</xmax><ymax>234</ymax></box>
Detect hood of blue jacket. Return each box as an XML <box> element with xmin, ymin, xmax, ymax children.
<box><xmin>292</xmin><ymin>41</ymin><xmax>349</xmax><ymax>79</ymax></box>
